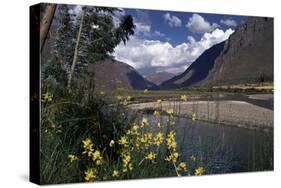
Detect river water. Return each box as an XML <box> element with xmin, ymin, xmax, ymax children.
<box><xmin>142</xmin><ymin>114</ymin><xmax>273</xmax><ymax>174</ymax></box>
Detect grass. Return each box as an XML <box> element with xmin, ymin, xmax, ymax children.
<box><xmin>40</xmin><ymin>83</ymin><xmax>204</xmax><ymax>184</ymax></box>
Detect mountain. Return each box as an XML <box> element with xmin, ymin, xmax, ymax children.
<box><xmin>160</xmin><ymin>42</ymin><xmax>225</xmax><ymax>89</ymax></box>
<box><xmin>160</xmin><ymin>17</ymin><xmax>273</xmax><ymax>89</ymax></box>
<box><xmin>87</xmin><ymin>59</ymin><xmax>156</xmax><ymax>91</ymax></box>
<box><xmin>145</xmin><ymin>72</ymin><xmax>175</xmax><ymax>85</ymax></box>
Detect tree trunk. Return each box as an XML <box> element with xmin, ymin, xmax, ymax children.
<box><xmin>40</xmin><ymin>4</ymin><xmax>56</xmax><ymax>53</ymax></box>
<box><xmin>67</xmin><ymin>12</ymin><xmax>84</xmax><ymax>88</ymax></box>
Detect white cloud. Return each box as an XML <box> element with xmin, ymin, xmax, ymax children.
<box><xmin>163</xmin><ymin>13</ymin><xmax>182</xmax><ymax>27</ymax></box>
<box><xmin>113</xmin><ymin>28</ymin><xmax>234</xmax><ymax>75</ymax></box>
<box><xmin>186</xmin><ymin>14</ymin><xmax>219</xmax><ymax>33</ymax></box>
<box><xmin>134</xmin><ymin>22</ymin><xmax>151</xmax><ymax>34</ymax></box>
<box><xmin>220</xmin><ymin>19</ymin><xmax>237</xmax><ymax>27</ymax></box>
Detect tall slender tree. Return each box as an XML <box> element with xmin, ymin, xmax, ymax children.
<box><xmin>40</xmin><ymin>4</ymin><xmax>57</xmax><ymax>53</ymax></box>
<box><xmin>67</xmin><ymin>7</ymin><xmax>135</xmax><ymax>88</ymax></box>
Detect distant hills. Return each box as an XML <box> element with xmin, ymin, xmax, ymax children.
<box><xmin>145</xmin><ymin>72</ymin><xmax>175</xmax><ymax>85</ymax></box>
<box><xmin>88</xmin><ymin>59</ymin><xmax>156</xmax><ymax>91</ymax></box>
<box><xmin>159</xmin><ymin>17</ymin><xmax>273</xmax><ymax>89</ymax></box>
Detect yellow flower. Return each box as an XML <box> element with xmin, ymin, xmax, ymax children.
<box><xmin>42</xmin><ymin>92</ymin><xmax>53</xmax><ymax>102</ymax></box>
<box><xmin>169</xmin><ymin>120</ymin><xmax>176</xmax><ymax>126</ymax></box>
<box><xmin>165</xmin><ymin>152</ymin><xmax>179</xmax><ymax>163</ymax></box>
<box><xmin>121</xmin><ymin>153</ymin><xmax>133</xmax><ymax>172</ymax></box>
<box><xmin>128</xmin><ymin>123</ymin><xmax>139</xmax><ymax>135</ymax></box>
<box><xmin>153</xmin><ymin>132</ymin><xmax>164</xmax><ymax>146</ymax></box>
<box><xmin>109</xmin><ymin>140</ymin><xmax>115</xmax><ymax>147</ymax></box>
<box><xmin>177</xmin><ymin>162</ymin><xmax>187</xmax><ymax>171</ymax></box>
<box><xmin>192</xmin><ymin>113</ymin><xmax>196</xmax><ymax>121</ymax></box>
<box><xmin>112</xmin><ymin>170</ymin><xmax>119</xmax><ymax>177</ymax></box>
<box><xmin>141</xmin><ymin>117</ymin><xmax>149</xmax><ymax>127</ymax></box>
<box><xmin>118</xmin><ymin>136</ymin><xmax>129</xmax><ymax>147</ymax></box>
<box><xmin>190</xmin><ymin>155</ymin><xmax>196</xmax><ymax>161</ymax></box>
<box><xmin>91</xmin><ymin>150</ymin><xmax>103</xmax><ymax>165</ymax></box>
<box><xmin>100</xmin><ymin>91</ymin><xmax>105</xmax><ymax>95</ymax></box>
<box><xmin>116</xmin><ymin>95</ymin><xmax>122</xmax><ymax>101</ymax></box>
<box><xmin>153</xmin><ymin>110</ymin><xmax>160</xmax><ymax>116</ymax></box>
<box><xmin>82</xmin><ymin>138</ymin><xmax>94</xmax><ymax>156</ymax></box>
<box><xmin>145</xmin><ymin>152</ymin><xmax>157</xmax><ymax>161</ymax></box>
<box><xmin>68</xmin><ymin>154</ymin><xmax>78</xmax><ymax>162</ymax></box>
<box><xmin>84</xmin><ymin>168</ymin><xmax>97</xmax><ymax>182</ymax></box>
<box><xmin>144</xmin><ymin>89</ymin><xmax>149</xmax><ymax>93</ymax></box>
<box><xmin>180</xmin><ymin>95</ymin><xmax>188</xmax><ymax>101</ymax></box>
<box><xmin>166</xmin><ymin>108</ymin><xmax>174</xmax><ymax>115</ymax></box>
<box><xmin>156</xmin><ymin>99</ymin><xmax>162</xmax><ymax>104</ymax></box>
<box><xmin>195</xmin><ymin>167</ymin><xmax>205</xmax><ymax>176</ymax></box>
<box><xmin>166</xmin><ymin>131</ymin><xmax>177</xmax><ymax>150</ymax></box>
<box><xmin>127</xmin><ymin>96</ymin><xmax>131</xmax><ymax>101</ymax></box>
<box><xmin>157</xmin><ymin>122</ymin><xmax>161</xmax><ymax>128</ymax></box>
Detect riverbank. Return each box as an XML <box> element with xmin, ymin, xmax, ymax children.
<box><xmin>128</xmin><ymin>95</ymin><xmax>273</xmax><ymax>132</ymax></box>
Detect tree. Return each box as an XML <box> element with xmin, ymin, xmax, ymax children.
<box><xmin>43</xmin><ymin>5</ymin><xmax>74</xmax><ymax>85</ymax></box>
<box><xmin>66</xmin><ymin>7</ymin><xmax>135</xmax><ymax>88</ymax></box>
<box><xmin>40</xmin><ymin>4</ymin><xmax>57</xmax><ymax>53</ymax></box>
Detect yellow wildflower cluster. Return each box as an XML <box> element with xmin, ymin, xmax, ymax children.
<box><xmin>165</xmin><ymin>151</ymin><xmax>180</xmax><ymax>163</ymax></box>
<box><xmin>192</xmin><ymin>113</ymin><xmax>197</xmax><ymax>122</ymax></box>
<box><xmin>121</xmin><ymin>152</ymin><xmax>133</xmax><ymax>173</ymax></box>
<box><xmin>84</xmin><ymin>168</ymin><xmax>97</xmax><ymax>182</ymax></box>
<box><xmin>166</xmin><ymin>131</ymin><xmax>177</xmax><ymax>151</ymax></box>
<box><xmin>42</xmin><ymin>92</ymin><xmax>53</xmax><ymax>102</ymax></box>
<box><xmin>109</xmin><ymin>140</ymin><xmax>115</xmax><ymax>147</ymax></box>
<box><xmin>68</xmin><ymin>154</ymin><xmax>78</xmax><ymax>162</ymax></box>
<box><xmin>153</xmin><ymin>132</ymin><xmax>164</xmax><ymax>146</ymax></box>
<box><xmin>177</xmin><ymin>162</ymin><xmax>187</xmax><ymax>172</ymax></box>
<box><xmin>119</xmin><ymin>136</ymin><xmax>129</xmax><ymax>147</ymax></box>
<box><xmin>141</xmin><ymin>117</ymin><xmax>149</xmax><ymax>127</ymax></box>
<box><xmin>112</xmin><ymin>170</ymin><xmax>119</xmax><ymax>177</ymax></box>
<box><xmin>82</xmin><ymin>138</ymin><xmax>94</xmax><ymax>156</ymax></box>
<box><xmin>116</xmin><ymin>95</ymin><xmax>123</xmax><ymax>101</ymax></box>
<box><xmin>180</xmin><ymin>95</ymin><xmax>188</xmax><ymax>101</ymax></box>
<box><xmin>145</xmin><ymin>152</ymin><xmax>157</xmax><ymax>161</ymax></box>
<box><xmin>195</xmin><ymin>167</ymin><xmax>205</xmax><ymax>176</ymax></box>
<box><xmin>153</xmin><ymin>110</ymin><xmax>160</xmax><ymax>116</ymax></box>
<box><xmin>82</xmin><ymin>138</ymin><xmax>103</xmax><ymax>165</ymax></box>
<box><xmin>166</xmin><ymin>108</ymin><xmax>174</xmax><ymax>115</ymax></box>
<box><xmin>92</xmin><ymin>150</ymin><xmax>103</xmax><ymax>165</ymax></box>
<box><xmin>157</xmin><ymin>99</ymin><xmax>162</xmax><ymax>104</ymax></box>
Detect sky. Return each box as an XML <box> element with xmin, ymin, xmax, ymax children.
<box><xmin>112</xmin><ymin>8</ymin><xmax>247</xmax><ymax>76</ymax></box>
<box><xmin>67</xmin><ymin>5</ymin><xmax>247</xmax><ymax>77</ymax></box>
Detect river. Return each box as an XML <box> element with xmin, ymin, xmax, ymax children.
<box><xmin>141</xmin><ymin>113</ymin><xmax>273</xmax><ymax>174</ymax></box>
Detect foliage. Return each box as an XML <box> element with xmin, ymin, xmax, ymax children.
<box><xmin>40</xmin><ymin>84</ymin><xmax>204</xmax><ymax>184</ymax></box>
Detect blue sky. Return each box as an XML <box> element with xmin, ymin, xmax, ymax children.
<box><xmin>113</xmin><ymin>8</ymin><xmax>247</xmax><ymax>76</ymax></box>
<box><xmin>68</xmin><ymin>5</ymin><xmax>247</xmax><ymax>76</ymax></box>
<box><xmin>125</xmin><ymin>9</ymin><xmax>246</xmax><ymax>45</ymax></box>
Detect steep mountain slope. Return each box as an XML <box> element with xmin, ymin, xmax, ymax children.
<box><xmin>145</xmin><ymin>72</ymin><xmax>175</xmax><ymax>85</ymax></box>
<box><xmin>160</xmin><ymin>42</ymin><xmax>225</xmax><ymax>89</ymax></box>
<box><xmin>203</xmin><ymin>17</ymin><xmax>273</xmax><ymax>86</ymax></box>
<box><xmin>88</xmin><ymin>59</ymin><xmax>156</xmax><ymax>90</ymax></box>
<box><xmin>160</xmin><ymin>17</ymin><xmax>273</xmax><ymax>89</ymax></box>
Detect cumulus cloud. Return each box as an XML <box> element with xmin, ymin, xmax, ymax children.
<box><xmin>186</xmin><ymin>14</ymin><xmax>219</xmax><ymax>33</ymax></box>
<box><xmin>220</xmin><ymin>18</ymin><xmax>237</xmax><ymax>27</ymax></box>
<box><xmin>163</xmin><ymin>13</ymin><xmax>182</xmax><ymax>27</ymax></box>
<box><xmin>134</xmin><ymin>22</ymin><xmax>151</xmax><ymax>34</ymax></box>
<box><xmin>113</xmin><ymin>28</ymin><xmax>234</xmax><ymax>75</ymax></box>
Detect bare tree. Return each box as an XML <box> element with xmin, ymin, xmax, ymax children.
<box><xmin>67</xmin><ymin>12</ymin><xmax>84</xmax><ymax>88</ymax></box>
<box><xmin>40</xmin><ymin>4</ymin><xmax>57</xmax><ymax>53</ymax></box>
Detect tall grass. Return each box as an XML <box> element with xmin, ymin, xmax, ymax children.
<box><xmin>40</xmin><ymin>83</ymin><xmax>203</xmax><ymax>184</ymax></box>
